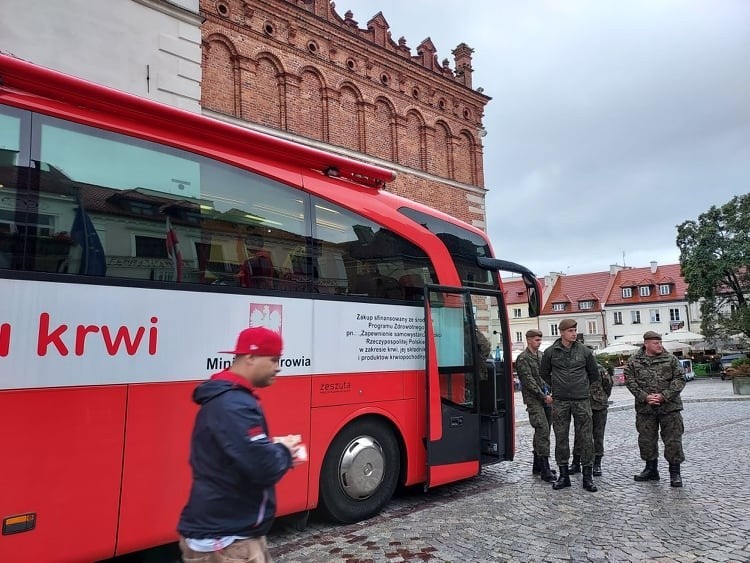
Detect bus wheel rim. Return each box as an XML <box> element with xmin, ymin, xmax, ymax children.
<box><xmin>338</xmin><ymin>435</ymin><xmax>386</xmax><ymax>500</ymax></box>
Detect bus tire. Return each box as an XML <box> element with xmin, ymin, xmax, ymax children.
<box><xmin>319</xmin><ymin>418</ymin><xmax>400</xmax><ymax>524</ymax></box>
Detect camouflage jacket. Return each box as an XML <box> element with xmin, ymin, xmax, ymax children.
<box><xmin>625</xmin><ymin>349</ymin><xmax>685</xmax><ymax>414</ymax></box>
<box><xmin>516</xmin><ymin>348</ymin><xmax>548</xmax><ymax>405</ymax></box>
<box><xmin>541</xmin><ymin>339</ymin><xmax>601</xmax><ymax>401</ymax></box>
<box><xmin>589</xmin><ymin>365</ymin><xmax>613</xmax><ymax>410</ymax></box>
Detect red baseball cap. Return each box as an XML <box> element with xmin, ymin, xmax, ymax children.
<box><xmin>220</xmin><ymin>327</ymin><xmax>283</xmax><ymax>356</ymax></box>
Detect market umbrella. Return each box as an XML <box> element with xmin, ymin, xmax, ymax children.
<box><xmin>617</xmin><ymin>334</ymin><xmax>647</xmax><ymax>345</ymax></box>
<box><xmin>662</xmin><ymin>340</ymin><xmax>692</xmax><ymax>352</ymax></box>
<box><xmin>662</xmin><ymin>330</ymin><xmax>705</xmax><ymax>343</ymax></box>
<box><xmin>595</xmin><ymin>343</ymin><xmax>639</xmax><ymax>355</ymax></box>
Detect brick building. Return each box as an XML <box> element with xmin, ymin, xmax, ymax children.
<box><xmin>200</xmin><ymin>0</ymin><xmax>491</xmax><ymax>227</ymax></box>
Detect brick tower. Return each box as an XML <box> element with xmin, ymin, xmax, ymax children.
<box><xmin>201</xmin><ymin>0</ymin><xmax>491</xmax><ymax>228</ymax></box>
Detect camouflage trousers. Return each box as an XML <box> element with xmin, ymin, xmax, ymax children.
<box><xmin>635</xmin><ymin>411</ymin><xmax>685</xmax><ymax>464</ymax></box>
<box><xmin>526</xmin><ymin>401</ymin><xmax>553</xmax><ymax>457</ymax></box>
<box><xmin>552</xmin><ymin>399</ymin><xmax>593</xmax><ymax>467</ymax></box>
<box><xmin>573</xmin><ymin>407</ymin><xmax>608</xmax><ymax>458</ymax></box>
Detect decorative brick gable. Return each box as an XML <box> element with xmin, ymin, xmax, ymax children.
<box><xmin>200</xmin><ymin>0</ymin><xmax>490</xmax><ymax>227</ymax></box>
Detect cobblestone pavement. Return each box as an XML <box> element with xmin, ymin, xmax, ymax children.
<box><xmin>268</xmin><ymin>379</ymin><xmax>750</xmax><ymax>563</ymax></box>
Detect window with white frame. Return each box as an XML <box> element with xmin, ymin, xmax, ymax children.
<box><xmin>631</xmin><ymin>310</ymin><xmax>641</xmax><ymax>324</ymax></box>
<box><xmin>552</xmin><ymin>303</ymin><xmax>565</xmax><ymax>311</ymax></box>
<box><xmin>513</xmin><ymin>308</ymin><xmax>522</xmax><ymax>318</ymax></box>
<box><xmin>587</xmin><ymin>320</ymin><xmax>597</xmax><ymax>335</ymax></box>
<box><xmin>579</xmin><ymin>300</ymin><xmax>594</xmax><ymax>310</ymax></box>
<box><xmin>639</xmin><ymin>286</ymin><xmax>651</xmax><ymax>297</ymax></box>
<box><xmin>659</xmin><ymin>284</ymin><xmax>671</xmax><ymax>295</ymax></box>
<box><xmin>515</xmin><ymin>331</ymin><xmax>523</xmax><ymax>342</ymax></box>
<box><xmin>613</xmin><ymin>311</ymin><xmax>623</xmax><ymax>325</ymax></box>
<box><xmin>650</xmin><ymin>309</ymin><xmax>660</xmax><ymax>322</ymax></box>
<box><xmin>550</xmin><ymin>323</ymin><xmax>559</xmax><ymax>336</ymax></box>
<box><xmin>622</xmin><ymin>287</ymin><xmax>632</xmax><ymax>298</ymax></box>
<box><xmin>669</xmin><ymin>308</ymin><xmax>681</xmax><ymax>321</ymax></box>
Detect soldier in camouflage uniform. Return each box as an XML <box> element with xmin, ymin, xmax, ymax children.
<box><xmin>541</xmin><ymin>319</ymin><xmax>601</xmax><ymax>492</ymax></box>
<box><xmin>625</xmin><ymin>331</ymin><xmax>686</xmax><ymax>487</ymax></box>
<box><xmin>570</xmin><ymin>363</ymin><xmax>613</xmax><ymax>476</ymax></box>
<box><xmin>516</xmin><ymin>329</ymin><xmax>556</xmax><ymax>483</ymax></box>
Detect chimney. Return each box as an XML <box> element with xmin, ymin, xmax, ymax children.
<box><xmin>650</xmin><ymin>261</ymin><xmax>658</xmax><ymax>274</ymax></box>
<box><xmin>452</xmin><ymin>43</ymin><xmax>474</xmax><ymax>88</ymax></box>
<box><xmin>610</xmin><ymin>264</ymin><xmax>624</xmax><ymax>275</ymax></box>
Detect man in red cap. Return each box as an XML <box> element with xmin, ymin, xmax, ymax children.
<box><xmin>178</xmin><ymin>327</ymin><xmax>302</xmax><ymax>562</ymax></box>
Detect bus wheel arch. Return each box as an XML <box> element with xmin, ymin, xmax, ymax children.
<box><xmin>318</xmin><ymin>415</ymin><xmax>402</xmax><ymax>524</ymax></box>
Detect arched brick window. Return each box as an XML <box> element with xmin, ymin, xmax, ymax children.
<box><xmin>329</xmin><ymin>83</ymin><xmax>362</xmax><ymax>151</ymax></box>
<box><xmin>432</xmin><ymin>120</ymin><xmax>452</xmax><ymax>179</ymax></box>
<box><xmin>454</xmin><ymin>130</ymin><xmax>476</xmax><ymax>185</ymax></box>
<box><xmin>253</xmin><ymin>55</ymin><xmax>283</xmax><ymax>129</ymax></box>
<box><xmin>370</xmin><ymin>98</ymin><xmax>396</xmax><ymax>161</ymax></box>
<box><xmin>288</xmin><ymin>68</ymin><xmax>325</xmax><ymax>140</ymax></box>
<box><xmin>202</xmin><ymin>36</ymin><xmax>239</xmax><ymax>117</ymax></box>
<box><xmin>401</xmin><ymin>109</ymin><xmax>425</xmax><ymax>171</ymax></box>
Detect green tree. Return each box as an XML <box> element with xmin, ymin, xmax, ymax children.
<box><xmin>676</xmin><ymin>194</ymin><xmax>750</xmax><ymax>340</ymax></box>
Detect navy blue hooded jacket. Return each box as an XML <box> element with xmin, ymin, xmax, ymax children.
<box><xmin>178</xmin><ymin>371</ymin><xmax>293</xmax><ymax>539</ymax></box>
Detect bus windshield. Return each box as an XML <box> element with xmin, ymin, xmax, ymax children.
<box><xmin>397</xmin><ymin>206</ymin><xmax>496</xmax><ymax>289</ymax></box>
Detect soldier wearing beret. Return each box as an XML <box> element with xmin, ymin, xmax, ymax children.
<box><xmin>541</xmin><ymin>318</ymin><xmax>601</xmax><ymax>492</ymax></box>
<box><xmin>516</xmin><ymin>328</ymin><xmax>556</xmax><ymax>483</ymax></box>
<box><xmin>625</xmin><ymin>331</ymin><xmax>686</xmax><ymax>487</ymax></box>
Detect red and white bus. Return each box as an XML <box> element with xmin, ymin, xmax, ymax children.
<box><xmin>0</xmin><ymin>54</ymin><xmax>540</xmax><ymax>563</ymax></box>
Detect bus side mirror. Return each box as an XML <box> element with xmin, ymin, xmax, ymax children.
<box><xmin>522</xmin><ymin>273</ymin><xmax>541</xmax><ymax>318</ymax></box>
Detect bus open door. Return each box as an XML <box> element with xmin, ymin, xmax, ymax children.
<box><xmin>423</xmin><ymin>286</ymin><xmax>510</xmax><ymax>488</ymax></box>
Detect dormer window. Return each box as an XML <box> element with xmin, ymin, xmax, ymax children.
<box><xmin>622</xmin><ymin>287</ymin><xmax>633</xmax><ymax>298</ymax></box>
<box><xmin>659</xmin><ymin>284</ymin><xmax>671</xmax><ymax>295</ymax></box>
<box><xmin>579</xmin><ymin>300</ymin><xmax>594</xmax><ymax>310</ymax></box>
<box><xmin>552</xmin><ymin>303</ymin><xmax>566</xmax><ymax>311</ymax></box>
<box><xmin>639</xmin><ymin>286</ymin><xmax>651</xmax><ymax>297</ymax></box>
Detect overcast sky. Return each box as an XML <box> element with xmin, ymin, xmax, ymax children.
<box><xmin>340</xmin><ymin>0</ymin><xmax>750</xmax><ymax>277</ymax></box>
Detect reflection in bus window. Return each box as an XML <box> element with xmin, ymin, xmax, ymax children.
<box><xmin>1</xmin><ymin>105</ymin><xmax>440</xmax><ymax>302</ymax></box>
<box><xmin>312</xmin><ymin>196</ymin><xmax>437</xmax><ymax>299</ymax></box>
<box><xmin>1</xmin><ymin>109</ymin><xmax>309</xmax><ymax>287</ymax></box>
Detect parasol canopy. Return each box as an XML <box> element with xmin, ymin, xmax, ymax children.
<box><xmin>662</xmin><ymin>330</ymin><xmax>705</xmax><ymax>343</ymax></box>
<box><xmin>595</xmin><ymin>343</ymin><xmax>639</xmax><ymax>355</ymax></box>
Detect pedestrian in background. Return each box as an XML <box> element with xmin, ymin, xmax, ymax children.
<box><xmin>625</xmin><ymin>330</ymin><xmax>686</xmax><ymax>487</ymax></box>
<box><xmin>516</xmin><ymin>328</ymin><xmax>556</xmax><ymax>483</ymax></box>
<box><xmin>541</xmin><ymin>318</ymin><xmax>601</xmax><ymax>492</ymax></box>
<box><xmin>569</xmin><ymin>362</ymin><xmax>613</xmax><ymax>476</ymax></box>
<box><xmin>178</xmin><ymin>327</ymin><xmax>304</xmax><ymax>562</ymax></box>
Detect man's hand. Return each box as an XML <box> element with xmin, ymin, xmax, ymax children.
<box><xmin>646</xmin><ymin>393</ymin><xmax>664</xmax><ymax>405</ymax></box>
<box><xmin>274</xmin><ymin>434</ymin><xmax>302</xmax><ymax>453</ymax></box>
<box><xmin>543</xmin><ymin>394</ymin><xmax>553</xmax><ymax>405</ymax></box>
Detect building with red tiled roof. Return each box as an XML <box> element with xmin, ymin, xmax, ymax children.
<box><xmin>604</xmin><ymin>261</ymin><xmax>700</xmax><ymax>344</ymax></box>
<box><xmin>500</xmin><ymin>276</ymin><xmax>546</xmax><ymax>351</ymax></box>
<box><xmin>539</xmin><ymin>270</ymin><xmax>616</xmax><ymax>349</ymax></box>
<box><xmin>497</xmin><ymin>261</ymin><xmax>702</xmax><ymax>354</ymax></box>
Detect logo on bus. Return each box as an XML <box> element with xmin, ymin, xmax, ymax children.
<box><xmin>249</xmin><ymin>303</ymin><xmax>282</xmax><ymax>335</ymax></box>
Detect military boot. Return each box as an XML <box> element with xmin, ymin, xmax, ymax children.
<box><xmin>532</xmin><ymin>453</ymin><xmax>541</xmax><ymax>475</ymax></box>
<box><xmin>634</xmin><ymin>459</ymin><xmax>660</xmax><ymax>481</ymax></box>
<box><xmin>568</xmin><ymin>454</ymin><xmax>581</xmax><ymax>474</ymax></box>
<box><xmin>539</xmin><ymin>457</ymin><xmax>556</xmax><ymax>483</ymax></box>
<box><xmin>669</xmin><ymin>463</ymin><xmax>683</xmax><ymax>488</ymax></box>
<box><xmin>552</xmin><ymin>465</ymin><xmax>571</xmax><ymax>490</ymax></box>
<box><xmin>582</xmin><ymin>466</ymin><xmax>598</xmax><ymax>492</ymax></box>
<box><xmin>593</xmin><ymin>455</ymin><xmax>603</xmax><ymax>477</ymax></box>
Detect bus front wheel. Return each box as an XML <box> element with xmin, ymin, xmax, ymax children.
<box><xmin>319</xmin><ymin>419</ymin><xmax>400</xmax><ymax>523</ymax></box>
